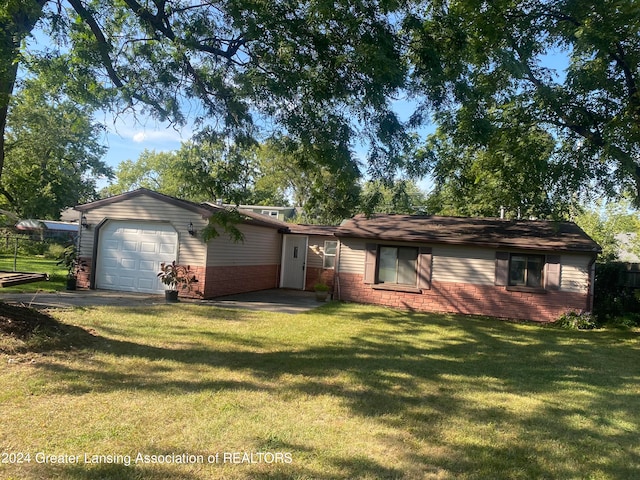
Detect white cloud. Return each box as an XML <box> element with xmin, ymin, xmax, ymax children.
<box><xmin>133</xmin><ymin>132</ymin><xmax>147</xmax><ymax>143</ymax></box>
<box><xmin>130</xmin><ymin>130</ymin><xmax>184</xmax><ymax>143</ymax></box>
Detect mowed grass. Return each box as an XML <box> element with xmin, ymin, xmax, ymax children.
<box><xmin>0</xmin><ymin>255</ymin><xmax>66</xmax><ymax>292</ymax></box>
<box><xmin>1</xmin><ymin>302</ymin><xmax>639</xmax><ymax>479</ymax></box>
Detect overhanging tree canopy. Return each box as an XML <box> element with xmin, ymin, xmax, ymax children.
<box><xmin>1</xmin><ymin>0</ymin><xmax>407</xmax><ymax>203</ymax></box>
<box><xmin>4</xmin><ymin>0</ymin><xmax>640</xmax><ymax>216</ymax></box>
<box><xmin>405</xmin><ymin>0</ymin><xmax>640</xmax><ymax>207</ymax></box>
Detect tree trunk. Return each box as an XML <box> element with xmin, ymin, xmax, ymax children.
<box><xmin>0</xmin><ymin>0</ymin><xmax>48</xmax><ymax>189</ymax></box>
<box><xmin>0</xmin><ymin>35</ymin><xmax>20</xmax><ymax>188</ymax></box>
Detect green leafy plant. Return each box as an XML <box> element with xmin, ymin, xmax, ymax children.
<box><xmin>313</xmin><ymin>281</ymin><xmax>330</xmax><ymax>292</ymax></box>
<box><xmin>157</xmin><ymin>261</ymin><xmax>197</xmax><ymax>292</ymax></box>
<box><xmin>552</xmin><ymin>311</ymin><xmax>597</xmax><ymax>330</ymax></box>
<box><xmin>56</xmin><ymin>242</ymin><xmax>86</xmax><ymax>280</ymax></box>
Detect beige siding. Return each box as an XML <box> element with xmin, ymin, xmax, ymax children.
<box><xmin>207</xmin><ymin>223</ymin><xmax>281</xmax><ymax>266</ymax></box>
<box><xmin>338</xmin><ymin>239</ymin><xmax>366</xmax><ymax>274</ymax></box>
<box><xmin>432</xmin><ymin>245</ymin><xmax>496</xmax><ymax>285</ymax></box>
<box><xmin>561</xmin><ymin>255</ymin><xmax>591</xmax><ymax>292</ymax></box>
<box><xmin>338</xmin><ymin>238</ymin><xmax>592</xmax><ymax>293</ymax></box>
<box><xmin>307</xmin><ymin>236</ymin><xmax>337</xmax><ymax>269</ymax></box>
<box><xmin>78</xmin><ymin>196</ymin><xmax>208</xmax><ymax>265</ymax></box>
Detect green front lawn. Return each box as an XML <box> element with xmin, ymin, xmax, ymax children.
<box><xmin>0</xmin><ymin>255</ymin><xmax>66</xmax><ymax>292</ymax></box>
<box><xmin>1</xmin><ymin>303</ymin><xmax>638</xmax><ymax>479</ymax></box>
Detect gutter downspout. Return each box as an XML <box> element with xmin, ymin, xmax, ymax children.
<box><xmin>334</xmin><ymin>238</ymin><xmax>342</xmax><ymax>301</ymax></box>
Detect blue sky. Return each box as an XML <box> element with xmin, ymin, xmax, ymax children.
<box><xmin>24</xmin><ymin>21</ymin><xmax>569</xmax><ymax>197</ymax></box>
<box><xmin>97</xmin><ymin>49</ymin><xmax>570</xmax><ymax>195</ymax></box>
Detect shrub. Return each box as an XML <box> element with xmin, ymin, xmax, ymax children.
<box><xmin>552</xmin><ymin>311</ymin><xmax>597</xmax><ymax>330</ymax></box>
<box><xmin>593</xmin><ymin>262</ymin><xmax>640</xmax><ymax>327</ymax></box>
<box><xmin>45</xmin><ymin>243</ymin><xmax>66</xmax><ymax>260</ymax></box>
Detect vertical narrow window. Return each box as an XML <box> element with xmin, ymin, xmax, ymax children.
<box><xmin>323</xmin><ymin>240</ymin><xmax>337</xmax><ymax>269</ymax></box>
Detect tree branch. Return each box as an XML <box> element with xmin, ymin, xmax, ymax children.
<box><xmin>66</xmin><ymin>0</ymin><xmax>124</xmax><ymax>89</ymax></box>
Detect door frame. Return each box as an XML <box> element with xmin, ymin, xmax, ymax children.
<box><xmin>280</xmin><ymin>234</ymin><xmax>308</xmax><ymax>289</ymax></box>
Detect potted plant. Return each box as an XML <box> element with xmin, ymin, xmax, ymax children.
<box><xmin>157</xmin><ymin>261</ymin><xmax>197</xmax><ymax>302</ymax></box>
<box><xmin>57</xmin><ymin>242</ymin><xmax>86</xmax><ymax>290</ymax></box>
<box><xmin>313</xmin><ymin>280</ymin><xmax>330</xmax><ymax>302</ymax></box>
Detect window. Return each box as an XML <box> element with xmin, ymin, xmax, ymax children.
<box><xmin>261</xmin><ymin>210</ymin><xmax>279</xmax><ymax>217</ymax></box>
<box><xmin>509</xmin><ymin>254</ymin><xmax>544</xmax><ymax>288</ymax></box>
<box><xmin>378</xmin><ymin>246</ymin><xmax>418</xmax><ymax>285</ymax></box>
<box><xmin>364</xmin><ymin>244</ymin><xmax>431</xmax><ymax>291</ymax></box>
<box><xmin>323</xmin><ymin>241</ymin><xmax>337</xmax><ymax>269</ymax></box>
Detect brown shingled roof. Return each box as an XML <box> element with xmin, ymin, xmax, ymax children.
<box><xmin>76</xmin><ymin>188</ymin><xmax>287</xmax><ymax>230</ymax></box>
<box><xmin>284</xmin><ymin>224</ymin><xmax>339</xmax><ymax>236</ymax></box>
<box><xmin>335</xmin><ymin>214</ymin><xmax>601</xmax><ymax>253</ymax></box>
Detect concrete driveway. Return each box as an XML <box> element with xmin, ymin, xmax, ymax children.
<box><xmin>0</xmin><ymin>288</ymin><xmax>323</xmax><ymax>314</ymax></box>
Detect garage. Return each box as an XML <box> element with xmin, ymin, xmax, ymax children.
<box><xmin>96</xmin><ymin>221</ymin><xmax>178</xmax><ymax>294</ymax></box>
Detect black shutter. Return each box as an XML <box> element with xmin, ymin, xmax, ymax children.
<box><xmin>546</xmin><ymin>255</ymin><xmax>561</xmax><ymax>290</ymax></box>
<box><xmin>495</xmin><ymin>252</ymin><xmax>509</xmax><ymax>286</ymax></box>
<box><xmin>364</xmin><ymin>243</ymin><xmax>377</xmax><ymax>284</ymax></box>
<box><xmin>418</xmin><ymin>247</ymin><xmax>432</xmax><ymax>289</ymax></box>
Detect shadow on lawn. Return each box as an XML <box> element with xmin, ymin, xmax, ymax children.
<box><xmin>32</xmin><ymin>305</ymin><xmax>640</xmax><ymax>479</ymax></box>
<box><xmin>27</xmin><ymin>461</ymin><xmax>203</xmax><ymax>480</ymax></box>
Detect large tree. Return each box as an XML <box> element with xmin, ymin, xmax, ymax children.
<box><xmin>1</xmin><ymin>0</ymin><xmax>407</xmax><ymax>204</ymax></box>
<box><xmin>257</xmin><ymin>137</ymin><xmax>361</xmax><ymax>223</ymax></box>
<box><xmin>105</xmin><ymin>137</ymin><xmax>288</xmax><ymax>206</ymax></box>
<box><xmin>405</xmin><ymin>0</ymin><xmax>640</xmax><ymax>205</ymax></box>
<box><xmin>102</xmin><ymin>149</ymin><xmax>188</xmax><ymax>199</ymax></box>
<box><xmin>3</xmin><ymin>80</ymin><xmax>110</xmax><ymax>218</ymax></box>
<box><xmin>422</xmin><ymin>104</ymin><xmax>574</xmax><ymax>218</ymax></box>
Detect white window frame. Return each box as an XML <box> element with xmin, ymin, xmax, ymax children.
<box><xmin>323</xmin><ymin>240</ymin><xmax>338</xmax><ymax>269</ymax></box>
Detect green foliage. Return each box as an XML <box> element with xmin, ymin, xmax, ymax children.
<box><xmin>44</xmin><ymin>242</ymin><xmax>65</xmax><ymax>260</ymax></box>
<box><xmin>55</xmin><ymin>241</ymin><xmax>86</xmax><ymax>279</ymax></box>
<box><xmin>423</xmin><ymin>111</ymin><xmax>572</xmax><ymax>218</ymax></box>
<box><xmin>552</xmin><ymin>311</ymin><xmax>597</xmax><ymax>330</ymax></box>
<box><xmin>313</xmin><ymin>280</ymin><xmax>330</xmax><ymax>292</ymax></box>
<box><xmin>406</xmin><ymin>0</ymin><xmax>640</xmax><ymax>205</ymax></box>
<box><xmin>201</xmin><ymin>209</ymin><xmax>245</xmax><ymax>243</ymax></box>
<box><xmin>102</xmin><ymin>150</ymin><xmax>186</xmax><ymax>199</ymax></box>
<box><xmin>360</xmin><ymin>179</ymin><xmax>428</xmax><ymax>214</ymax></box>
<box><xmin>105</xmin><ymin>137</ymin><xmax>292</xmax><ymax>207</ymax></box>
<box><xmin>258</xmin><ymin>137</ymin><xmax>361</xmax><ymax>224</ymax></box>
<box><xmin>593</xmin><ymin>262</ymin><xmax>640</xmax><ymax>327</ymax></box>
<box><xmin>3</xmin><ymin>80</ymin><xmax>111</xmax><ymax>217</ymax></box>
<box><xmin>1</xmin><ymin>0</ymin><xmax>408</xmax><ymax>204</ymax></box>
<box><xmin>574</xmin><ymin>200</ymin><xmax>640</xmax><ymax>261</ymax></box>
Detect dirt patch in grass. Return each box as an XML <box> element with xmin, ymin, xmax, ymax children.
<box><xmin>0</xmin><ymin>302</ymin><xmax>64</xmax><ymax>338</ymax></box>
<box><xmin>0</xmin><ymin>302</ymin><xmax>96</xmax><ymax>353</ymax></box>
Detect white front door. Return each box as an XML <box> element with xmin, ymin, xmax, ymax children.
<box><xmin>281</xmin><ymin>235</ymin><xmax>308</xmax><ymax>289</ymax></box>
<box><xmin>97</xmin><ymin>221</ymin><xmax>178</xmax><ymax>294</ymax></box>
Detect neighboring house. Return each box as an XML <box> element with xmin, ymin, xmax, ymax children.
<box><xmin>227</xmin><ymin>204</ymin><xmax>298</xmax><ymax>222</ymax></box>
<box><xmin>15</xmin><ymin>219</ymin><xmax>79</xmax><ymax>241</ymax></box>
<box><xmin>72</xmin><ymin>189</ymin><xmax>602</xmax><ymax>322</ymax></box>
<box><xmin>74</xmin><ymin>189</ymin><xmax>289</xmax><ymax>298</ymax></box>
<box><xmin>333</xmin><ymin>214</ymin><xmax>601</xmax><ymax>322</ymax></box>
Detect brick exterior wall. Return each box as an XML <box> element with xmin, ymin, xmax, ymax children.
<box><xmin>201</xmin><ymin>264</ymin><xmax>280</xmax><ymax>298</ymax></box>
<box><xmin>75</xmin><ymin>257</ymin><xmax>92</xmax><ymax>289</ymax></box>
<box><xmin>337</xmin><ymin>272</ymin><xmax>589</xmax><ymax>322</ymax></box>
<box><xmin>74</xmin><ymin>258</ymin><xmax>279</xmax><ymax>300</ymax></box>
<box><xmin>305</xmin><ymin>266</ymin><xmax>335</xmax><ymax>292</ymax></box>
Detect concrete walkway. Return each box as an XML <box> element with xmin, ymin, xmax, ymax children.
<box><xmin>205</xmin><ymin>289</ymin><xmax>324</xmax><ymax>314</ymax></box>
<box><xmin>0</xmin><ymin>288</ymin><xmax>323</xmax><ymax>314</ymax></box>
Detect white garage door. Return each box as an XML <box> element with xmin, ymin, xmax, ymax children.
<box><xmin>97</xmin><ymin>221</ymin><xmax>178</xmax><ymax>294</ymax></box>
